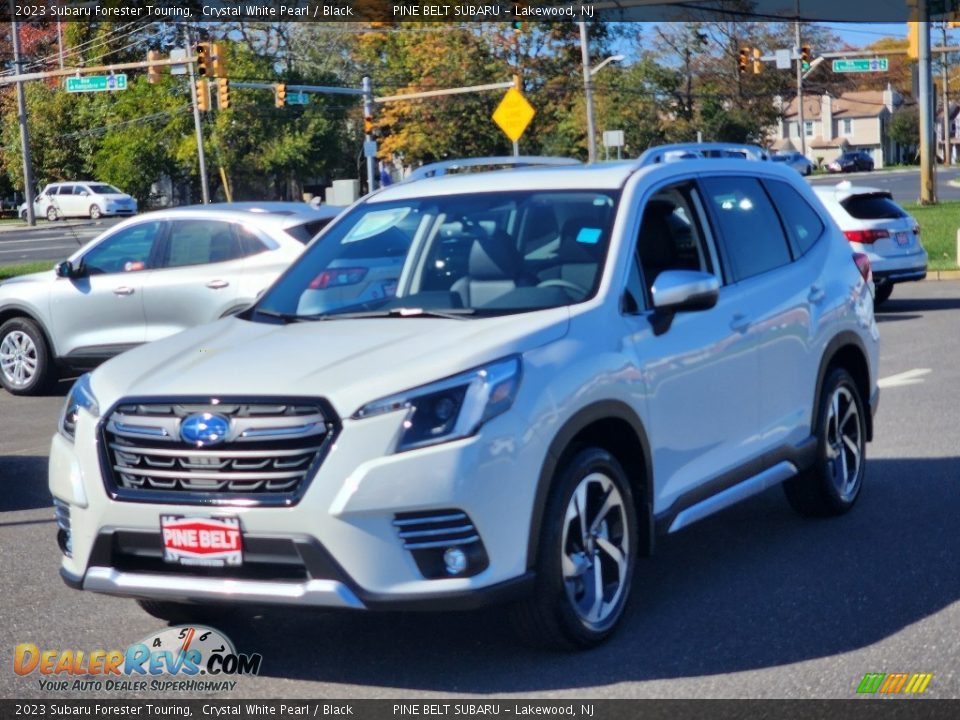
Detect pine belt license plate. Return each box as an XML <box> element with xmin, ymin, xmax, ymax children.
<box><xmin>896</xmin><ymin>232</ymin><xmax>912</xmax><ymax>247</ymax></box>
<box><xmin>161</xmin><ymin>515</ymin><xmax>243</xmax><ymax>567</ymax></box>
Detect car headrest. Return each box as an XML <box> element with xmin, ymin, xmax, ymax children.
<box><xmin>468</xmin><ymin>232</ymin><xmax>521</xmax><ymax>281</ymax></box>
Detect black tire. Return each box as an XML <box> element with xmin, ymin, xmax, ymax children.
<box><xmin>784</xmin><ymin>367</ymin><xmax>867</xmax><ymax>517</ymax></box>
<box><xmin>0</xmin><ymin>316</ymin><xmax>55</xmax><ymax>395</ymax></box>
<box><xmin>511</xmin><ymin>447</ymin><xmax>638</xmax><ymax>650</ymax></box>
<box><xmin>873</xmin><ymin>283</ymin><xmax>893</xmax><ymax>307</ymax></box>
<box><xmin>89</xmin><ymin>204</ymin><xmax>101</xmax><ymax>220</ymax></box>
<box><xmin>46</xmin><ymin>206</ymin><xmax>58</xmax><ymax>222</ymax></box>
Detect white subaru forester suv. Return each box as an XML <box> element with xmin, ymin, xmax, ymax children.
<box><xmin>50</xmin><ymin>147</ymin><xmax>880</xmax><ymax>649</ymax></box>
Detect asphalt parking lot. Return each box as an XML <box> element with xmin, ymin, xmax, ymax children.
<box><xmin>0</xmin><ymin>280</ymin><xmax>957</xmax><ymax>700</ymax></box>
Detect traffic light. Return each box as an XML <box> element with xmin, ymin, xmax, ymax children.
<box><xmin>217</xmin><ymin>77</ymin><xmax>230</xmax><ymax>110</ymax></box>
<box><xmin>801</xmin><ymin>44</ymin><xmax>811</xmax><ymax>70</ymax></box>
<box><xmin>195</xmin><ymin>42</ymin><xmax>211</xmax><ymax>77</ymax></box>
<box><xmin>752</xmin><ymin>48</ymin><xmax>762</xmax><ymax>74</ymax></box>
<box><xmin>275</xmin><ymin>83</ymin><xmax>286</xmax><ymax>108</ymax></box>
<box><xmin>196</xmin><ymin>79</ymin><xmax>209</xmax><ymax>112</ymax></box>
<box><xmin>363</xmin><ymin>115</ymin><xmax>374</xmax><ymax>134</ymax></box>
<box><xmin>908</xmin><ymin>21</ymin><xmax>919</xmax><ymax>60</ymax></box>
<box><xmin>147</xmin><ymin>50</ymin><xmax>161</xmax><ymax>84</ymax></box>
<box><xmin>738</xmin><ymin>47</ymin><xmax>749</xmax><ymax>74</ymax></box>
<box><xmin>212</xmin><ymin>42</ymin><xmax>226</xmax><ymax>78</ymax></box>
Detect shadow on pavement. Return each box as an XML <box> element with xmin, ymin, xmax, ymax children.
<box><xmin>878</xmin><ymin>295</ymin><xmax>960</xmax><ymax>313</ymax></box>
<box><xmin>0</xmin><ymin>456</ymin><xmax>52</xmax><ymax>511</ymax></box>
<box><xmin>192</xmin><ymin>456</ymin><xmax>960</xmax><ymax>693</ymax></box>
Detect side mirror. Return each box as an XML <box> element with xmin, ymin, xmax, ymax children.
<box><xmin>55</xmin><ymin>261</ymin><xmax>76</xmax><ymax>279</ymax></box>
<box><xmin>649</xmin><ymin>270</ymin><xmax>719</xmax><ymax>336</ymax></box>
<box><xmin>78</xmin><ymin>190</ymin><xmax>89</xmax><ymax>197</ymax></box>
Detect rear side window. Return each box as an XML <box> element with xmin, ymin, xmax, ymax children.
<box><xmin>701</xmin><ymin>177</ymin><xmax>792</xmax><ymax>282</ymax></box>
<box><xmin>764</xmin><ymin>180</ymin><xmax>825</xmax><ymax>256</ymax></box>
<box><xmin>164</xmin><ymin>220</ymin><xmax>243</xmax><ymax>268</ymax></box>
<box><xmin>285</xmin><ymin>219</ymin><xmax>334</xmax><ymax>244</ymax></box>
<box><xmin>841</xmin><ymin>194</ymin><xmax>906</xmax><ymax>220</ymax></box>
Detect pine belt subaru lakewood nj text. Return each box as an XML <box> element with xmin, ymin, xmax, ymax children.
<box><xmin>49</xmin><ymin>145</ymin><xmax>880</xmax><ymax>649</ymax></box>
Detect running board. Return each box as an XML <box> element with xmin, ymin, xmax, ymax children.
<box><xmin>667</xmin><ymin>461</ymin><xmax>798</xmax><ymax>533</ymax></box>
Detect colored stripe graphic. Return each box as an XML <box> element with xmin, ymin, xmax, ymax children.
<box><xmin>857</xmin><ymin>672</ymin><xmax>933</xmax><ymax>694</ymax></box>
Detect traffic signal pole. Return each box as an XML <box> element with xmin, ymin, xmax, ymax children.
<box><xmin>362</xmin><ymin>76</ymin><xmax>376</xmax><ymax>193</ymax></box>
<box><xmin>184</xmin><ymin>25</ymin><xmax>210</xmax><ymax>205</ymax></box>
<box><xmin>10</xmin><ymin>16</ymin><xmax>36</xmax><ymax>225</ymax></box>
<box><xmin>918</xmin><ymin>4</ymin><xmax>937</xmax><ymax>204</ymax></box>
<box><xmin>795</xmin><ymin>5</ymin><xmax>806</xmax><ymax>158</ymax></box>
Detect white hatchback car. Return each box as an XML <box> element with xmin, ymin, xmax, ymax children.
<box><xmin>50</xmin><ymin>149</ymin><xmax>879</xmax><ymax>648</ymax></box>
<box><xmin>814</xmin><ymin>183</ymin><xmax>927</xmax><ymax>305</ymax></box>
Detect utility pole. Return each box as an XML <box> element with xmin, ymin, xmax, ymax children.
<box><xmin>362</xmin><ymin>76</ymin><xmax>376</xmax><ymax>193</ymax></box>
<box><xmin>10</xmin><ymin>15</ymin><xmax>36</xmax><ymax>226</ymax></box>
<box><xmin>795</xmin><ymin>2</ymin><xmax>806</xmax><ymax>157</ymax></box>
<box><xmin>579</xmin><ymin>21</ymin><xmax>597</xmax><ymax>163</ymax></box>
<box><xmin>919</xmin><ymin>4</ymin><xmax>937</xmax><ymax>204</ymax></box>
<box><xmin>183</xmin><ymin>24</ymin><xmax>210</xmax><ymax>204</ymax></box>
<box><xmin>942</xmin><ymin>22</ymin><xmax>951</xmax><ymax>166</ymax></box>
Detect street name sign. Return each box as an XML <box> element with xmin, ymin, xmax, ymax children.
<box><xmin>288</xmin><ymin>91</ymin><xmax>310</xmax><ymax>105</ymax></box>
<box><xmin>65</xmin><ymin>74</ymin><xmax>128</xmax><ymax>93</ymax></box>
<box><xmin>832</xmin><ymin>58</ymin><xmax>889</xmax><ymax>73</ymax></box>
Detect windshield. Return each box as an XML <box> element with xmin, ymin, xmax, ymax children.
<box><xmin>88</xmin><ymin>184</ymin><xmax>123</xmax><ymax>194</ymax></box>
<box><xmin>252</xmin><ymin>189</ymin><xmax>618</xmax><ymax>321</ymax></box>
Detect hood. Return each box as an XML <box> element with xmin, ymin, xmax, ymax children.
<box><xmin>90</xmin><ymin>309</ymin><xmax>570</xmax><ymax>419</ymax></box>
<box><xmin>0</xmin><ymin>270</ymin><xmax>54</xmax><ymax>290</ymax></box>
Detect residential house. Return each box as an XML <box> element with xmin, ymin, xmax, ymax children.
<box><xmin>770</xmin><ymin>86</ymin><xmax>912</xmax><ymax>168</ymax></box>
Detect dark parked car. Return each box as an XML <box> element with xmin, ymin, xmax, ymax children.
<box><xmin>828</xmin><ymin>151</ymin><xmax>875</xmax><ymax>173</ymax></box>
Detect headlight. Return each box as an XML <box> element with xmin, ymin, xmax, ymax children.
<box><xmin>354</xmin><ymin>356</ymin><xmax>521</xmax><ymax>452</ymax></box>
<box><xmin>59</xmin><ymin>374</ymin><xmax>99</xmax><ymax>442</ymax></box>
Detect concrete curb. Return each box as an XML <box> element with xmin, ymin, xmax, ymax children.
<box><xmin>925</xmin><ymin>270</ymin><xmax>960</xmax><ymax>280</ymax></box>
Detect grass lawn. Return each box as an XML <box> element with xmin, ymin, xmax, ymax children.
<box><xmin>0</xmin><ymin>260</ymin><xmax>52</xmax><ymax>281</ymax></box>
<box><xmin>902</xmin><ymin>201</ymin><xmax>959</xmax><ymax>271</ymax></box>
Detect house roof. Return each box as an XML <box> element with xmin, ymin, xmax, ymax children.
<box><xmin>782</xmin><ymin>91</ymin><xmax>906</xmax><ymax>120</ymax></box>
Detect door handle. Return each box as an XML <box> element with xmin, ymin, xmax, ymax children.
<box><xmin>206</xmin><ymin>280</ymin><xmax>230</xmax><ymax>289</ymax></box>
<box><xmin>113</xmin><ymin>286</ymin><xmax>135</xmax><ymax>296</ymax></box>
<box><xmin>730</xmin><ymin>314</ymin><xmax>750</xmax><ymax>333</ymax></box>
<box><xmin>808</xmin><ymin>284</ymin><xmax>826</xmax><ymax>304</ymax></box>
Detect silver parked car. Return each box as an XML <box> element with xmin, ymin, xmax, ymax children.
<box><xmin>0</xmin><ymin>203</ymin><xmax>342</xmax><ymax>394</ymax></box>
<box><xmin>813</xmin><ymin>183</ymin><xmax>927</xmax><ymax>305</ymax></box>
<box><xmin>772</xmin><ymin>151</ymin><xmax>815</xmax><ymax>176</ymax></box>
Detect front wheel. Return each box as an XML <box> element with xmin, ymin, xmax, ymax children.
<box><xmin>89</xmin><ymin>205</ymin><xmax>102</xmax><ymax>220</ymax></box>
<box><xmin>46</xmin><ymin>206</ymin><xmax>58</xmax><ymax>222</ymax></box>
<box><xmin>784</xmin><ymin>367</ymin><xmax>866</xmax><ymax>517</ymax></box>
<box><xmin>0</xmin><ymin>317</ymin><xmax>54</xmax><ymax>395</ymax></box>
<box><xmin>511</xmin><ymin>447</ymin><xmax>637</xmax><ymax>649</ymax></box>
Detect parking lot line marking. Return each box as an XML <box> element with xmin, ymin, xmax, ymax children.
<box><xmin>878</xmin><ymin>368</ymin><xmax>931</xmax><ymax>389</ymax></box>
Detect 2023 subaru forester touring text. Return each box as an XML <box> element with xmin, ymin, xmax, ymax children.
<box><xmin>50</xmin><ymin>151</ymin><xmax>879</xmax><ymax>649</ymax></box>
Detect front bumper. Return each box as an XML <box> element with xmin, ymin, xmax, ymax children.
<box><xmin>49</xmin><ymin>397</ymin><xmax>544</xmax><ymax>610</ymax></box>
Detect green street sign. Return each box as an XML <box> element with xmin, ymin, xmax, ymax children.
<box><xmin>287</xmin><ymin>91</ymin><xmax>310</xmax><ymax>105</ymax></box>
<box><xmin>832</xmin><ymin>58</ymin><xmax>889</xmax><ymax>73</ymax></box>
<box><xmin>65</xmin><ymin>74</ymin><xmax>128</xmax><ymax>93</ymax></box>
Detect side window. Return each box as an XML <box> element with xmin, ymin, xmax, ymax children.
<box><xmin>763</xmin><ymin>180</ymin><xmax>825</xmax><ymax>256</ymax></box>
<box><xmin>635</xmin><ymin>183</ymin><xmax>713</xmax><ymax>299</ymax></box>
<box><xmin>81</xmin><ymin>221</ymin><xmax>164</xmax><ymax>275</ymax></box>
<box><xmin>55</xmin><ymin>186</ymin><xmax>73</xmax><ymax>196</ymax></box>
<box><xmin>700</xmin><ymin>177</ymin><xmax>792</xmax><ymax>282</ymax></box>
<box><xmin>163</xmin><ymin>220</ymin><xmax>243</xmax><ymax>268</ymax></box>
<box><xmin>234</xmin><ymin>224</ymin><xmax>270</xmax><ymax>258</ymax></box>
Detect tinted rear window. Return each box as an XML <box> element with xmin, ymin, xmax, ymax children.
<box><xmin>841</xmin><ymin>194</ymin><xmax>906</xmax><ymax>220</ymax></box>
<box><xmin>285</xmin><ymin>219</ymin><xmax>334</xmax><ymax>244</ymax></box>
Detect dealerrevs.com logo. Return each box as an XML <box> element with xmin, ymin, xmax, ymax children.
<box><xmin>14</xmin><ymin>626</ymin><xmax>262</xmax><ymax>693</ymax></box>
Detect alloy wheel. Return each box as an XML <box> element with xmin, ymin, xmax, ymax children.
<box><xmin>561</xmin><ymin>472</ymin><xmax>630</xmax><ymax>629</ymax></box>
<box><xmin>0</xmin><ymin>330</ymin><xmax>38</xmax><ymax>388</ymax></box>
<box><xmin>825</xmin><ymin>385</ymin><xmax>862</xmax><ymax>502</ymax></box>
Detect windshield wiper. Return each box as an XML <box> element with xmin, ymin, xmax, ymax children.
<box><xmin>254</xmin><ymin>308</ymin><xmax>315</xmax><ymax>323</ymax></box>
<box><xmin>320</xmin><ymin>307</ymin><xmax>477</xmax><ymax>321</ymax></box>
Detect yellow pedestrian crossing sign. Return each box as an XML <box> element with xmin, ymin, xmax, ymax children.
<box><xmin>493</xmin><ymin>88</ymin><xmax>535</xmax><ymax>142</ymax></box>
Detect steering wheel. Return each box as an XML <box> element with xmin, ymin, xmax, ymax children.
<box><xmin>536</xmin><ymin>278</ymin><xmax>589</xmax><ymax>297</ymax></box>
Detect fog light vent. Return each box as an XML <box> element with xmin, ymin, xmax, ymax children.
<box><xmin>392</xmin><ymin>509</ymin><xmax>488</xmax><ymax>579</ymax></box>
<box><xmin>53</xmin><ymin>499</ymin><xmax>72</xmax><ymax>557</ymax></box>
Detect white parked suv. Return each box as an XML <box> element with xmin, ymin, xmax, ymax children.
<box><xmin>50</xmin><ymin>148</ymin><xmax>880</xmax><ymax>648</ymax></box>
<box><xmin>23</xmin><ymin>181</ymin><xmax>138</xmax><ymax>221</ymax></box>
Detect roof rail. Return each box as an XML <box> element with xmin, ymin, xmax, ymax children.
<box><xmin>405</xmin><ymin>156</ymin><xmax>580</xmax><ymax>182</ymax></box>
<box><xmin>635</xmin><ymin>143</ymin><xmax>770</xmax><ymax>168</ymax></box>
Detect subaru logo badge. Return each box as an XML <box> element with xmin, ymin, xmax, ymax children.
<box><xmin>180</xmin><ymin>413</ymin><xmax>230</xmax><ymax>447</ymax></box>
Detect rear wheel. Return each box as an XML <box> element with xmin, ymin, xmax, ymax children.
<box><xmin>0</xmin><ymin>317</ymin><xmax>54</xmax><ymax>395</ymax></box>
<box><xmin>46</xmin><ymin>206</ymin><xmax>58</xmax><ymax>222</ymax></box>
<box><xmin>784</xmin><ymin>367</ymin><xmax>866</xmax><ymax>517</ymax></box>
<box><xmin>511</xmin><ymin>447</ymin><xmax>637</xmax><ymax>649</ymax></box>
<box><xmin>873</xmin><ymin>283</ymin><xmax>893</xmax><ymax>306</ymax></box>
